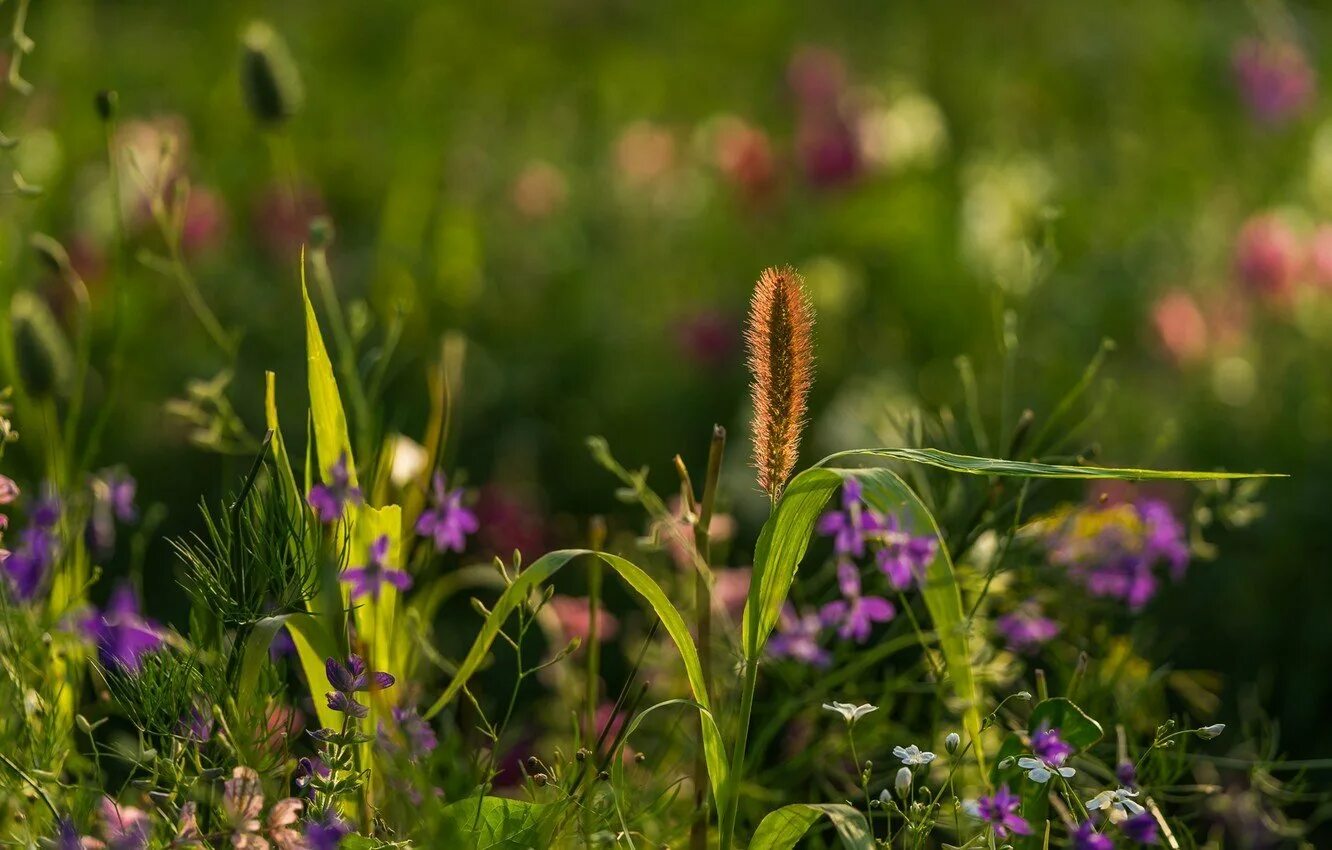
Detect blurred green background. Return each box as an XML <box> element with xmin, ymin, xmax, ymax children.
<box><xmin>5</xmin><ymin>0</ymin><xmax>1331</xmax><ymax>758</ymax></box>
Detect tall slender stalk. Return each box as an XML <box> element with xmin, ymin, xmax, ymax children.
<box><xmin>690</xmin><ymin>425</ymin><xmax>726</xmax><ymax>850</ymax></box>
<box><xmin>586</xmin><ymin>515</ymin><xmax>607</xmax><ymax>736</ymax></box>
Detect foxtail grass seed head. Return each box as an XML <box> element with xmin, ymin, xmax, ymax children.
<box><xmin>745</xmin><ymin>266</ymin><xmax>815</xmax><ymax>502</ymax></box>
<box><xmin>240</xmin><ymin>21</ymin><xmax>303</xmax><ymax>127</ymax></box>
<box><xmin>10</xmin><ymin>291</ymin><xmax>73</xmax><ymax>398</ymax></box>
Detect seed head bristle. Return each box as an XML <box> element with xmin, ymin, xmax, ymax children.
<box><xmin>744</xmin><ymin>266</ymin><xmax>815</xmax><ymax>503</ymax></box>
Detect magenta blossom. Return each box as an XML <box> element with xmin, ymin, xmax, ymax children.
<box><xmin>768</xmin><ymin>605</ymin><xmax>831</xmax><ymax>667</ymax></box>
<box><xmin>816</xmin><ymin>478</ymin><xmax>886</xmax><ymax>559</ymax></box>
<box><xmin>974</xmin><ymin>785</ymin><xmax>1031</xmax><ymax>840</ymax></box>
<box><xmin>876</xmin><ymin>514</ymin><xmax>937</xmax><ymax>590</ymax></box>
<box><xmin>995</xmin><ymin>602</ymin><xmax>1061</xmax><ymax>654</ymax></box>
<box><xmin>415</xmin><ymin>471</ymin><xmax>478</xmax><ymax>554</ymax></box>
<box><xmin>308</xmin><ymin>452</ymin><xmax>362</xmax><ymax>523</ymax></box>
<box><xmin>1073</xmin><ymin>820</ymin><xmax>1114</xmax><ymax>850</ymax></box>
<box><xmin>820</xmin><ymin>560</ymin><xmax>894</xmax><ymax>643</ymax></box>
<box><xmin>1232</xmin><ymin>38</ymin><xmax>1315</xmax><ymax>126</ymax></box>
<box><xmin>81</xmin><ymin>583</ymin><xmax>165</xmax><ymax>671</ymax></box>
<box><xmin>1031</xmin><ymin>725</ymin><xmax>1075</xmax><ymax>766</ymax></box>
<box><xmin>342</xmin><ymin>534</ymin><xmax>411</xmax><ymax>601</ymax></box>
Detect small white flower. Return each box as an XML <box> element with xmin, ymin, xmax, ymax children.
<box><xmin>1017</xmin><ymin>756</ymin><xmax>1075</xmax><ymax>784</ymax></box>
<box><xmin>1197</xmin><ymin>723</ymin><xmax>1225</xmax><ymax>740</ymax></box>
<box><xmin>1085</xmin><ymin>787</ymin><xmax>1146</xmax><ymax>822</ymax></box>
<box><xmin>822</xmin><ymin>702</ymin><xmax>878</xmax><ymax>725</ymax></box>
<box><xmin>894</xmin><ymin>766</ymin><xmax>913</xmax><ymax>798</ymax></box>
<box><xmin>944</xmin><ymin>732</ymin><xmax>961</xmax><ymax>753</ymax></box>
<box><xmin>892</xmin><ymin>744</ymin><xmax>937</xmax><ymax>766</ymax></box>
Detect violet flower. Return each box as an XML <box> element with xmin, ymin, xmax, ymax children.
<box><xmin>1122</xmin><ymin>811</ymin><xmax>1159</xmax><ymax>844</ymax></box>
<box><xmin>81</xmin><ymin>583</ymin><xmax>165</xmax><ymax>671</ymax></box>
<box><xmin>341</xmin><ymin>534</ymin><xmax>411</xmax><ymax>601</ymax></box>
<box><xmin>3</xmin><ymin>526</ymin><xmax>56</xmax><ymax>601</ymax></box>
<box><xmin>308</xmin><ymin>452</ymin><xmax>361</xmax><ymax>523</ymax></box>
<box><xmin>819</xmin><ymin>560</ymin><xmax>894</xmax><ymax>642</ymax></box>
<box><xmin>816</xmin><ymin>479</ymin><xmax>886</xmax><ymax>559</ymax></box>
<box><xmin>767</xmin><ymin>605</ymin><xmax>831</xmax><ymax>667</ymax></box>
<box><xmin>1031</xmin><ymin>725</ymin><xmax>1075</xmax><ymax>766</ymax></box>
<box><xmin>305</xmin><ymin>814</ymin><xmax>352</xmax><ymax>850</ymax></box>
<box><xmin>378</xmin><ymin>706</ymin><xmax>438</xmax><ymax>761</ymax></box>
<box><xmin>973</xmin><ymin>785</ymin><xmax>1031</xmax><ymax>840</ymax></box>
<box><xmin>1073</xmin><ymin>820</ymin><xmax>1114</xmax><ymax>850</ymax></box>
<box><xmin>875</xmin><ymin>514</ymin><xmax>936</xmax><ymax>590</ymax></box>
<box><xmin>995</xmin><ymin>602</ymin><xmax>1061</xmax><ymax>654</ymax></box>
<box><xmin>415</xmin><ymin>471</ymin><xmax>478</xmax><ymax>554</ymax></box>
<box><xmin>324</xmin><ymin>654</ymin><xmax>395</xmax><ymax>718</ymax></box>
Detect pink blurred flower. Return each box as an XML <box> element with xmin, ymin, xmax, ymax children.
<box><xmin>546</xmin><ymin>595</ymin><xmax>619</xmax><ymax>644</ymax></box>
<box><xmin>116</xmin><ymin>116</ymin><xmax>189</xmax><ymax>223</ymax></box>
<box><xmin>710</xmin><ymin>567</ymin><xmax>751</xmax><ymax>621</ymax></box>
<box><xmin>1234</xmin><ymin>213</ymin><xmax>1302</xmax><ymax>303</ymax></box>
<box><xmin>654</xmin><ymin>496</ymin><xmax>736</xmax><ymax>571</ymax></box>
<box><xmin>712</xmin><ymin>117</ymin><xmax>777</xmax><ymax>203</ymax></box>
<box><xmin>1232</xmin><ymin>38</ymin><xmax>1316</xmax><ymax>126</ymax></box>
<box><xmin>1308</xmin><ymin>224</ymin><xmax>1332</xmax><ymax>290</ymax></box>
<box><xmin>262</xmin><ymin>702</ymin><xmax>304</xmax><ymax>754</ymax></box>
<box><xmin>0</xmin><ymin>475</ymin><xmax>17</xmax><ymax>505</ymax></box>
<box><xmin>673</xmin><ymin>309</ymin><xmax>739</xmax><ymax>369</ymax></box>
<box><xmin>796</xmin><ymin>113</ymin><xmax>861</xmax><ymax>188</ymax></box>
<box><xmin>476</xmin><ymin>485</ymin><xmax>547</xmax><ymax>558</ymax></box>
<box><xmin>1152</xmin><ymin>290</ymin><xmax>1208</xmax><ymax>364</ymax></box>
<box><xmin>511</xmin><ymin>160</ymin><xmax>569</xmax><ymax>220</ymax></box>
<box><xmin>251</xmin><ymin>184</ymin><xmax>326</xmax><ymax>264</ymax></box>
<box><xmin>787</xmin><ymin>46</ymin><xmax>848</xmax><ymax>111</ymax></box>
<box><xmin>180</xmin><ymin>186</ymin><xmax>228</xmax><ymax>256</ymax></box>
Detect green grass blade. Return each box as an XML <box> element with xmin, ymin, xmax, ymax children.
<box><xmin>749</xmin><ymin>803</ymin><xmax>874</xmax><ymax>850</ymax></box>
<box><xmin>419</xmin><ymin>549</ymin><xmax>730</xmax><ymax>808</ymax></box>
<box><xmin>301</xmin><ymin>247</ymin><xmax>358</xmax><ymax>487</ymax></box>
<box><xmin>240</xmin><ymin>612</ymin><xmax>341</xmax><ymax>732</ymax></box>
<box><xmin>820</xmin><ymin>446</ymin><xmax>1282</xmax><ymax>480</ymax></box>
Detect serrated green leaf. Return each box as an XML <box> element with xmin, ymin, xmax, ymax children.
<box><xmin>749</xmin><ymin>803</ymin><xmax>874</xmax><ymax>850</ymax></box>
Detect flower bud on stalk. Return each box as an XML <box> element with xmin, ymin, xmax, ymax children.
<box><xmin>240</xmin><ymin>21</ymin><xmax>303</xmax><ymax>127</ymax></box>
<box><xmin>10</xmin><ymin>291</ymin><xmax>73</xmax><ymax>398</ymax></box>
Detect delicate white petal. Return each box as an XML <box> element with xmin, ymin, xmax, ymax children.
<box><xmin>1086</xmin><ymin>791</ymin><xmax>1114</xmax><ymax>810</ymax></box>
<box><xmin>1058</xmin><ymin>767</ymin><xmax>1077</xmax><ymax>778</ymax></box>
<box><xmin>1027</xmin><ymin>766</ymin><xmax>1052</xmax><ymax>783</ymax></box>
<box><xmin>1017</xmin><ymin>757</ymin><xmax>1042</xmax><ymax>770</ymax></box>
<box><xmin>1122</xmin><ymin>799</ymin><xmax>1146</xmax><ymax>816</ymax></box>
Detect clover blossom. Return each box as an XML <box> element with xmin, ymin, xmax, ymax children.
<box><xmin>415</xmin><ymin>470</ymin><xmax>479</xmax><ymax>553</ymax></box>
<box><xmin>972</xmin><ymin>785</ymin><xmax>1031</xmax><ymax>840</ymax></box>
<box><xmin>820</xmin><ymin>560</ymin><xmax>894</xmax><ymax>642</ymax></box>
<box><xmin>341</xmin><ymin>534</ymin><xmax>411</xmax><ymax>601</ymax></box>
<box><xmin>307</xmin><ymin>452</ymin><xmax>361</xmax><ymax>523</ymax></box>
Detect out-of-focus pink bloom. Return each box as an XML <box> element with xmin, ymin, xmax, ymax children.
<box><xmin>712</xmin><ymin>117</ymin><xmax>777</xmax><ymax>203</ymax></box>
<box><xmin>1152</xmin><ymin>290</ymin><xmax>1208</xmax><ymax>364</ymax></box>
<box><xmin>251</xmin><ymin>184</ymin><xmax>326</xmax><ymax>264</ymax></box>
<box><xmin>0</xmin><ymin>475</ymin><xmax>17</xmax><ymax>505</ymax></box>
<box><xmin>796</xmin><ymin>114</ymin><xmax>861</xmax><ymax>188</ymax></box>
<box><xmin>710</xmin><ymin>567</ymin><xmax>751</xmax><ymax>621</ymax></box>
<box><xmin>655</xmin><ymin>496</ymin><xmax>736</xmax><ymax>570</ymax></box>
<box><xmin>84</xmin><ymin>796</ymin><xmax>151</xmax><ymax>850</ymax></box>
<box><xmin>511</xmin><ymin>160</ymin><xmax>569</xmax><ymax>220</ymax></box>
<box><xmin>1232</xmin><ymin>38</ymin><xmax>1316</xmax><ymax>126</ymax></box>
<box><xmin>1308</xmin><ymin>224</ymin><xmax>1332</xmax><ymax>289</ymax></box>
<box><xmin>262</xmin><ymin>702</ymin><xmax>304</xmax><ymax>754</ymax></box>
<box><xmin>476</xmin><ymin>485</ymin><xmax>546</xmax><ymax>558</ymax></box>
<box><xmin>1234</xmin><ymin>214</ymin><xmax>1302</xmax><ymax>303</ymax></box>
<box><xmin>615</xmin><ymin>121</ymin><xmax>677</xmax><ymax>189</ymax></box>
<box><xmin>788</xmin><ymin>46</ymin><xmax>848</xmax><ymax>110</ymax></box>
<box><xmin>673</xmin><ymin>309</ymin><xmax>740</xmax><ymax>369</ymax></box>
<box><xmin>546</xmin><ymin>595</ymin><xmax>619</xmax><ymax>644</ymax></box>
<box><xmin>66</xmin><ymin>235</ymin><xmax>108</xmax><ymax>286</ymax></box>
<box><xmin>116</xmin><ymin>116</ymin><xmax>190</xmax><ymax>223</ymax></box>
<box><xmin>180</xmin><ymin>186</ymin><xmax>228</xmax><ymax>256</ymax></box>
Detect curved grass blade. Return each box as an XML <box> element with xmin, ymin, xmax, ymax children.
<box><xmin>749</xmin><ymin>803</ymin><xmax>874</xmax><ymax>850</ymax></box>
<box><xmin>301</xmin><ymin>246</ymin><xmax>357</xmax><ymax>487</ymax></box>
<box><xmin>239</xmin><ymin>612</ymin><xmax>341</xmax><ymax>733</ymax></box>
<box><xmin>419</xmin><ymin>549</ymin><xmax>729</xmax><ymax>808</ymax></box>
<box><xmin>819</xmin><ymin>446</ymin><xmax>1282</xmax><ymax>481</ymax></box>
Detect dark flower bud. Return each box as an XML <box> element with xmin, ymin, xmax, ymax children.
<box><xmin>94</xmin><ymin>89</ymin><xmax>118</xmax><ymax>122</ymax></box>
<box><xmin>240</xmin><ymin>21</ymin><xmax>303</xmax><ymax>127</ymax></box>
<box><xmin>533</xmin><ymin>773</ymin><xmax>548</xmax><ymax>786</ymax></box>
<box><xmin>575</xmin><ymin>748</ymin><xmax>589</xmax><ymax>762</ymax></box>
<box><xmin>10</xmin><ymin>291</ymin><xmax>73</xmax><ymax>398</ymax></box>
<box><xmin>597</xmin><ymin>770</ymin><xmax>610</xmax><ymax>781</ymax></box>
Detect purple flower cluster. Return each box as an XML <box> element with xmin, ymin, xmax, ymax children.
<box><xmin>995</xmin><ymin>601</ymin><xmax>1060</xmax><ymax>654</ymax></box>
<box><xmin>2</xmin><ymin>486</ymin><xmax>61</xmax><ymax>602</ymax></box>
<box><xmin>415</xmin><ymin>471</ymin><xmax>478</xmax><ymax>553</ymax></box>
<box><xmin>342</xmin><ymin>535</ymin><xmax>412</xmax><ymax>601</ymax></box>
<box><xmin>1073</xmin><ymin>820</ymin><xmax>1114</xmax><ymax>850</ymax></box>
<box><xmin>1043</xmin><ymin>497</ymin><xmax>1191</xmax><ymax>611</ymax></box>
<box><xmin>324</xmin><ymin>654</ymin><xmax>395</xmax><ymax>719</ymax></box>
<box><xmin>819</xmin><ymin>560</ymin><xmax>894</xmax><ymax>643</ymax></box>
<box><xmin>308</xmin><ymin>453</ymin><xmax>362</xmax><ymax>524</ymax></box>
<box><xmin>768</xmin><ymin>606</ymin><xmax>831</xmax><ymax>667</ymax></box>
<box><xmin>80</xmin><ymin>583</ymin><xmax>165</xmax><ymax>671</ymax></box>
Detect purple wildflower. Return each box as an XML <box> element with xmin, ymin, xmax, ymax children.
<box><xmin>1232</xmin><ymin>38</ymin><xmax>1315</xmax><ymax>126</ymax></box>
<box><xmin>974</xmin><ymin>785</ymin><xmax>1031</xmax><ymax>840</ymax></box>
<box><xmin>308</xmin><ymin>452</ymin><xmax>362</xmax><ymax>523</ymax></box>
<box><xmin>378</xmin><ymin>706</ymin><xmax>438</xmax><ymax>761</ymax></box>
<box><xmin>324</xmin><ymin>654</ymin><xmax>395</xmax><ymax>718</ymax></box>
<box><xmin>305</xmin><ymin>814</ymin><xmax>352</xmax><ymax>850</ymax></box>
<box><xmin>1139</xmin><ymin>498</ymin><xmax>1189</xmax><ymax>580</ymax></box>
<box><xmin>341</xmin><ymin>534</ymin><xmax>412</xmax><ymax>601</ymax></box>
<box><xmin>80</xmin><ymin>584</ymin><xmax>165</xmax><ymax>671</ymax></box>
<box><xmin>3</xmin><ymin>526</ymin><xmax>56</xmax><ymax>601</ymax></box>
<box><xmin>768</xmin><ymin>605</ymin><xmax>831</xmax><ymax>667</ymax></box>
<box><xmin>816</xmin><ymin>479</ymin><xmax>886</xmax><ymax>558</ymax></box>
<box><xmin>30</xmin><ymin>488</ymin><xmax>62</xmax><ymax>529</ymax></box>
<box><xmin>819</xmin><ymin>560</ymin><xmax>894</xmax><ymax>642</ymax></box>
<box><xmin>92</xmin><ymin>797</ymin><xmax>151</xmax><ymax>850</ymax></box>
<box><xmin>294</xmin><ymin>756</ymin><xmax>331</xmax><ymax>799</ymax></box>
<box><xmin>53</xmin><ymin>818</ymin><xmax>81</xmax><ymax>850</ymax></box>
<box><xmin>1073</xmin><ymin>820</ymin><xmax>1114</xmax><ymax>850</ymax></box>
<box><xmin>875</xmin><ymin>514</ymin><xmax>936</xmax><ymax>590</ymax></box>
<box><xmin>995</xmin><ymin>602</ymin><xmax>1061</xmax><ymax>654</ymax></box>
<box><xmin>177</xmin><ymin>704</ymin><xmax>214</xmax><ymax>743</ymax></box>
<box><xmin>1122</xmin><ymin>812</ymin><xmax>1159</xmax><ymax>844</ymax></box>
<box><xmin>86</xmin><ymin>469</ymin><xmax>138</xmax><ymax>557</ymax></box>
<box><xmin>1031</xmin><ymin>725</ymin><xmax>1075</xmax><ymax>766</ymax></box>
<box><xmin>1117</xmin><ymin>760</ymin><xmax>1138</xmax><ymax>788</ymax></box>
<box><xmin>415</xmin><ymin>471</ymin><xmax>478</xmax><ymax>553</ymax></box>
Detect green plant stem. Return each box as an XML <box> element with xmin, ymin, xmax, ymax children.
<box><xmin>720</xmin><ymin>656</ymin><xmax>759</xmax><ymax>850</ymax></box>
<box><xmin>690</xmin><ymin>425</ymin><xmax>726</xmax><ymax>850</ymax></box>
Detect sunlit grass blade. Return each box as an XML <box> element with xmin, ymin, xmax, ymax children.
<box><xmin>239</xmin><ymin>611</ymin><xmax>341</xmax><ymax>732</ymax></box>
<box><xmin>820</xmin><ymin>446</ymin><xmax>1283</xmax><ymax>480</ymax></box>
<box><xmin>301</xmin><ymin>245</ymin><xmax>357</xmax><ymax>487</ymax></box>
<box><xmin>748</xmin><ymin>803</ymin><xmax>874</xmax><ymax>850</ymax></box>
<box><xmin>419</xmin><ymin>549</ymin><xmax>730</xmax><ymax>808</ymax></box>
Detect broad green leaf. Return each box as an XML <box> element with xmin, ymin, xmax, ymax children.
<box><xmin>239</xmin><ymin>612</ymin><xmax>341</xmax><ymax>733</ymax></box>
<box><xmin>820</xmin><ymin>446</ymin><xmax>1281</xmax><ymax>481</ymax></box>
<box><xmin>437</xmin><ymin>797</ymin><xmax>556</xmax><ymax>849</ymax></box>
<box><xmin>741</xmin><ymin>467</ymin><xmax>842</xmax><ymax>660</ymax></box>
<box><xmin>301</xmin><ymin>247</ymin><xmax>357</xmax><ymax>487</ymax></box>
<box><xmin>420</xmin><ymin>550</ymin><xmax>729</xmax><ymax>810</ymax></box>
<box><xmin>849</xmin><ymin>467</ymin><xmax>987</xmax><ymax>776</ymax></box>
<box><xmin>749</xmin><ymin>803</ymin><xmax>874</xmax><ymax>850</ymax></box>
<box><xmin>1029</xmin><ymin>697</ymin><xmax>1103</xmax><ymax>751</ymax></box>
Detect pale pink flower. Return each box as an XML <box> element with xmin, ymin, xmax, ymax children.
<box><xmin>546</xmin><ymin>595</ymin><xmax>619</xmax><ymax>644</ymax></box>
<box><xmin>1234</xmin><ymin>213</ymin><xmax>1302</xmax><ymax>303</ymax></box>
<box><xmin>1152</xmin><ymin>290</ymin><xmax>1208</xmax><ymax>364</ymax></box>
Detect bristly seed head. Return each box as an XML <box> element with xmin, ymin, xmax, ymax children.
<box><xmin>744</xmin><ymin>266</ymin><xmax>815</xmax><ymax>503</ymax></box>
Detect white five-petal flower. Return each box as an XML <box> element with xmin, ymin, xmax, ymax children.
<box><xmin>892</xmin><ymin>744</ymin><xmax>937</xmax><ymax>765</ymax></box>
<box><xmin>1017</xmin><ymin>756</ymin><xmax>1076</xmax><ymax>784</ymax></box>
<box><xmin>1085</xmin><ymin>787</ymin><xmax>1146</xmax><ymax>822</ymax></box>
<box><xmin>822</xmin><ymin>701</ymin><xmax>878</xmax><ymax>725</ymax></box>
